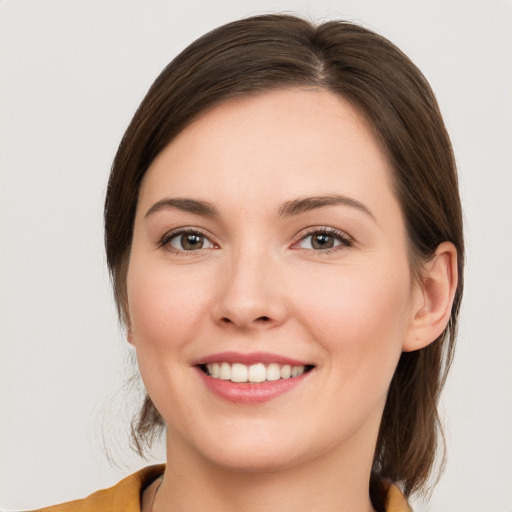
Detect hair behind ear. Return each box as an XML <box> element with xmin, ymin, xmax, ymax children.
<box><xmin>375</xmin><ymin>243</ymin><xmax>460</xmax><ymax>497</ymax></box>
<box><xmin>375</xmin><ymin>346</ymin><xmax>446</xmax><ymax>497</ymax></box>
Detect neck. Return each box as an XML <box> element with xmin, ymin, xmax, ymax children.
<box><xmin>152</xmin><ymin>430</ymin><xmax>376</xmax><ymax>512</ymax></box>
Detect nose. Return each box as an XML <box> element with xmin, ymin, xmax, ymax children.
<box><xmin>211</xmin><ymin>247</ymin><xmax>287</xmax><ymax>330</ymax></box>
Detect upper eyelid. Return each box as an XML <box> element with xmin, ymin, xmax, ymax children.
<box><xmin>292</xmin><ymin>226</ymin><xmax>353</xmax><ymax>243</ymax></box>
<box><xmin>159</xmin><ymin>225</ymin><xmax>353</xmax><ymax>248</ymax></box>
<box><xmin>161</xmin><ymin>227</ymin><xmax>217</xmax><ymax>246</ymax></box>
<box><xmin>290</xmin><ymin>228</ymin><xmax>354</xmax><ymax>254</ymax></box>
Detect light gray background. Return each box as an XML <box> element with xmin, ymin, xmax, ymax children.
<box><xmin>1</xmin><ymin>1</ymin><xmax>511</xmax><ymax>510</ymax></box>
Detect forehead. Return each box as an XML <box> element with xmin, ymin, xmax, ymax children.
<box><xmin>138</xmin><ymin>88</ymin><xmax>395</xmax><ymax>219</ymax></box>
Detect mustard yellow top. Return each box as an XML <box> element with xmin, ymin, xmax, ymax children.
<box><xmin>31</xmin><ymin>464</ymin><xmax>411</xmax><ymax>512</ymax></box>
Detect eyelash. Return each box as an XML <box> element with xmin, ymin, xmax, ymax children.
<box><xmin>160</xmin><ymin>227</ymin><xmax>353</xmax><ymax>255</ymax></box>
<box><xmin>292</xmin><ymin>227</ymin><xmax>353</xmax><ymax>254</ymax></box>
<box><xmin>160</xmin><ymin>227</ymin><xmax>216</xmax><ymax>255</ymax></box>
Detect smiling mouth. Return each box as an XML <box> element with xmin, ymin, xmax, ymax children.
<box><xmin>198</xmin><ymin>362</ymin><xmax>315</xmax><ymax>383</ymax></box>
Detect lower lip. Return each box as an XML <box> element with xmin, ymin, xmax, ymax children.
<box><xmin>196</xmin><ymin>367</ymin><xmax>311</xmax><ymax>404</ymax></box>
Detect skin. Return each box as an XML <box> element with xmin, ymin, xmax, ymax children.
<box><xmin>127</xmin><ymin>89</ymin><xmax>457</xmax><ymax>512</ymax></box>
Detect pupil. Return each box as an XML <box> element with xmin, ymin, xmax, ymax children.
<box><xmin>182</xmin><ymin>234</ymin><xmax>203</xmax><ymax>250</ymax></box>
<box><xmin>312</xmin><ymin>234</ymin><xmax>334</xmax><ymax>249</ymax></box>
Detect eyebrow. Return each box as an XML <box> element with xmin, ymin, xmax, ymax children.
<box><xmin>145</xmin><ymin>198</ymin><xmax>220</xmax><ymax>218</ymax></box>
<box><xmin>278</xmin><ymin>194</ymin><xmax>375</xmax><ymax>220</ymax></box>
<box><xmin>144</xmin><ymin>194</ymin><xmax>375</xmax><ymax>221</ymax></box>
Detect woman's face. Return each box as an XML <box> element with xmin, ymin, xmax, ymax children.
<box><xmin>127</xmin><ymin>89</ymin><xmax>421</xmax><ymax>472</ymax></box>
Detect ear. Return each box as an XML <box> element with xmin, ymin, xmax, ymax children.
<box><xmin>403</xmin><ymin>242</ymin><xmax>458</xmax><ymax>352</ymax></box>
<box><xmin>126</xmin><ymin>324</ymin><xmax>135</xmax><ymax>346</ymax></box>
<box><xmin>121</xmin><ymin>296</ymin><xmax>135</xmax><ymax>346</ymax></box>
<box><xmin>125</xmin><ymin>311</ymin><xmax>135</xmax><ymax>346</ymax></box>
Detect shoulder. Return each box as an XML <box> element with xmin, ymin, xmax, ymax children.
<box><xmin>30</xmin><ymin>464</ymin><xmax>165</xmax><ymax>512</ymax></box>
<box><xmin>382</xmin><ymin>482</ymin><xmax>412</xmax><ymax>512</ymax></box>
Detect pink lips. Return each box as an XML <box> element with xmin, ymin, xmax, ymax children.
<box><xmin>193</xmin><ymin>351</ymin><xmax>314</xmax><ymax>404</ymax></box>
<box><xmin>194</xmin><ymin>351</ymin><xmax>311</xmax><ymax>367</ymax></box>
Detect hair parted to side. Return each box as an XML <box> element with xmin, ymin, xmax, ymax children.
<box><xmin>104</xmin><ymin>13</ymin><xmax>463</xmax><ymax>502</ymax></box>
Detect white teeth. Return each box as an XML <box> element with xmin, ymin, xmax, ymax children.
<box><xmin>205</xmin><ymin>362</ymin><xmax>308</xmax><ymax>383</ymax></box>
<box><xmin>248</xmin><ymin>363</ymin><xmax>266</xmax><ymax>383</ymax></box>
<box><xmin>280</xmin><ymin>364</ymin><xmax>292</xmax><ymax>379</ymax></box>
<box><xmin>291</xmin><ymin>365</ymin><xmax>304</xmax><ymax>377</ymax></box>
<box><xmin>210</xmin><ymin>362</ymin><xmax>220</xmax><ymax>378</ymax></box>
<box><xmin>266</xmin><ymin>363</ymin><xmax>281</xmax><ymax>381</ymax></box>
<box><xmin>231</xmin><ymin>363</ymin><xmax>248</xmax><ymax>383</ymax></box>
<box><xmin>219</xmin><ymin>362</ymin><xmax>231</xmax><ymax>380</ymax></box>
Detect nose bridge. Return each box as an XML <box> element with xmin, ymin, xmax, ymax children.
<box><xmin>213</xmin><ymin>237</ymin><xmax>284</xmax><ymax>328</ymax></box>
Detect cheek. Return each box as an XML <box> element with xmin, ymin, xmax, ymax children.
<box><xmin>126</xmin><ymin>261</ymin><xmax>212</xmax><ymax>353</ymax></box>
<box><xmin>293</xmin><ymin>260</ymin><xmax>412</xmax><ymax>369</ymax></box>
<box><xmin>125</xmin><ymin>260</ymin><xmax>216</xmax><ymax>426</ymax></box>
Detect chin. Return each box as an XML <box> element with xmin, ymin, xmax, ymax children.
<box><xmin>170</xmin><ymin>420</ymin><xmax>311</xmax><ymax>473</ymax></box>
<box><xmin>203</xmin><ymin>444</ymin><xmax>304</xmax><ymax>474</ymax></box>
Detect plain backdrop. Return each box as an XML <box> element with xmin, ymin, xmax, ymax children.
<box><xmin>1</xmin><ymin>0</ymin><xmax>511</xmax><ymax>510</ymax></box>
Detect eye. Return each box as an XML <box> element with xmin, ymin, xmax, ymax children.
<box><xmin>163</xmin><ymin>229</ymin><xmax>215</xmax><ymax>252</ymax></box>
<box><xmin>295</xmin><ymin>228</ymin><xmax>352</xmax><ymax>251</ymax></box>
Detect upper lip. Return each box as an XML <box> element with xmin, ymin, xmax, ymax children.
<box><xmin>192</xmin><ymin>351</ymin><xmax>313</xmax><ymax>367</ymax></box>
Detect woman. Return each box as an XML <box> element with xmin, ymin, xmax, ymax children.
<box><xmin>37</xmin><ymin>13</ymin><xmax>463</xmax><ymax>512</ymax></box>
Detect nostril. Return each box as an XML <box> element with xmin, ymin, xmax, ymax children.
<box><xmin>218</xmin><ymin>315</ymin><xmax>271</xmax><ymax>325</ymax></box>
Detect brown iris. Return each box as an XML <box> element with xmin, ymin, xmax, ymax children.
<box><xmin>311</xmin><ymin>233</ymin><xmax>335</xmax><ymax>249</ymax></box>
<box><xmin>180</xmin><ymin>233</ymin><xmax>205</xmax><ymax>250</ymax></box>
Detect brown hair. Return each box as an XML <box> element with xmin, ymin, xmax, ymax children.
<box><xmin>104</xmin><ymin>13</ymin><xmax>464</xmax><ymax>503</ymax></box>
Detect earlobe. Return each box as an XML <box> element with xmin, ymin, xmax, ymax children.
<box><xmin>403</xmin><ymin>242</ymin><xmax>458</xmax><ymax>352</ymax></box>
<box><xmin>123</xmin><ymin>299</ymin><xmax>135</xmax><ymax>346</ymax></box>
<box><xmin>125</xmin><ymin>314</ymin><xmax>135</xmax><ymax>346</ymax></box>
